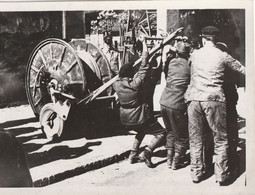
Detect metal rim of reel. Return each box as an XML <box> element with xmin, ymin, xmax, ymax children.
<box><xmin>25</xmin><ymin>38</ymin><xmax>86</xmax><ymax>116</ymax></box>
<box><xmin>39</xmin><ymin>103</ymin><xmax>64</xmax><ymax>140</ymax></box>
<box><xmin>86</xmin><ymin>39</ymin><xmax>113</xmax><ymax>80</ymax></box>
<box><xmin>69</xmin><ymin>39</ymin><xmax>102</xmax><ymax>80</ymax></box>
<box><xmin>88</xmin><ymin>40</ymin><xmax>114</xmax><ymax>95</ymax></box>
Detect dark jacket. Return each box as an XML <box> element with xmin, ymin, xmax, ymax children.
<box><xmin>160</xmin><ymin>57</ymin><xmax>190</xmax><ymax>110</ymax></box>
<box><xmin>114</xmin><ymin>52</ymin><xmax>154</xmax><ymax>126</ymax></box>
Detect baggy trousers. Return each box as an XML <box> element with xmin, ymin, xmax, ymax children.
<box><xmin>187</xmin><ymin>101</ymin><xmax>229</xmax><ymax>182</ymax></box>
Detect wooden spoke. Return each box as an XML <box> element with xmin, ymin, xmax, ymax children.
<box><xmin>58</xmin><ymin>46</ymin><xmax>66</xmax><ymax>69</ymax></box>
<box><xmin>34</xmin><ymin>97</ymin><xmax>42</xmax><ymax>107</ymax></box>
<box><xmin>85</xmin><ymin>43</ymin><xmax>88</xmax><ymax>52</ymax></box>
<box><xmin>64</xmin><ymin>60</ymin><xmax>77</xmax><ymax>74</ymax></box>
<box><xmin>32</xmin><ymin>66</ymin><xmax>44</xmax><ymax>97</ymax></box>
<box><xmin>31</xmin><ymin>66</ymin><xmax>40</xmax><ymax>73</ymax></box>
<box><xmin>29</xmin><ymin>83</ymin><xmax>41</xmax><ymax>88</ymax></box>
<box><xmin>95</xmin><ymin>55</ymin><xmax>102</xmax><ymax>63</ymax></box>
<box><xmin>39</xmin><ymin>50</ymin><xmax>47</xmax><ymax>67</ymax></box>
<box><xmin>69</xmin><ymin>81</ymin><xmax>84</xmax><ymax>85</ymax></box>
<box><xmin>50</xmin><ymin>43</ymin><xmax>53</xmax><ymax>60</ymax></box>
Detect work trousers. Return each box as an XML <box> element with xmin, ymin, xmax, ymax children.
<box><xmin>128</xmin><ymin>120</ymin><xmax>166</xmax><ymax>152</ymax></box>
<box><xmin>226</xmin><ymin>103</ymin><xmax>239</xmax><ymax>171</ymax></box>
<box><xmin>187</xmin><ymin>101</ymin><xmax>229</xmax><ymax>182</ymax></box>
<box><xmin>160</xmin><ymin>105</ymin><xmax>189</xmax><ymax>155</ymax></box>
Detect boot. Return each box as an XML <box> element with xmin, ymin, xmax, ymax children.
<box><xmin>140</xmin><ymin>148</ymin><xmax>153</xmax><ymax>168</ymax></box>
<box><xmin>129</xmin><ymin>150</ymin><xmax>142</xmax><ymax>164</ymax></box>
<box><xmin>172</xmin><ymin>152</ymin><xmax>185</xmax><ymax>170</ymax></box>
<box><xmin>129</xmin><ymin>133</ymin><xmax>145</xmax><ymax>164</ymax></box>
<box><xmin>166</xmin><ymin>150</ymin><xmax>174</xmax><ymax>169</ymax></box>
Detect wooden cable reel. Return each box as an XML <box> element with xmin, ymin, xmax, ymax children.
<box><xmin>25</xmin><ymin>38</ymin><xmax>113</xmax><ymax>139</ymax></box>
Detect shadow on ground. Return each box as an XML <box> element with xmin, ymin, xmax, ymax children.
<box><xmin>27</xmin><ymin>141</ymin><xmax>102</xmax><ymax>168</ymax></box>
<box><xmin>0</xmin><ymin>117</ymin><xmax>38</xmax><ymax>130</ymax></box>
<box><xmin>1</xmin><ymin>105</ymin><xmax>130</xmax><ymax>170</ymax></box>
<box><xmin>0</xmin><ymin>105</ymin><xmax>246</xmax><ymax>185</ymax></box>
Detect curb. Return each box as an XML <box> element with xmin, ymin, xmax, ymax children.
<box><xmin>33</xmin><ymin>150</ymin><xmax>131</xmax><ymax>187</ymax></box>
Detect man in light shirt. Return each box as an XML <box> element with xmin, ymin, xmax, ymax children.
<box><xmin>184</xmin><ymin>26</ymin><xmax>245</xmax><ymax>185</ymax></box>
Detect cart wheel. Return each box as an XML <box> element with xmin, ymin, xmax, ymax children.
<box><xmin>40</xmin><ymin>103</ymin><xmax>64</xmax><ymax>140</ymax></box>
<box><xmin>26</xmin><ymin>38</ymin><xmax>86</xmax><ymax>116</ymax></box>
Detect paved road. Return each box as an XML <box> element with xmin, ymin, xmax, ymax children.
<box><xmin>47</xmin><ymin>86</ymin><xmax>248</xmax><ymax>194</ymax></box>
<box><xmin>0</xmin><ymin>84</ymin><xmax>249</xmax><ymax>194</ymax></box>
<box><xmin>48</xmin><ymin>152</ymin><xmax>246</xmax><ymax>194</ymax></box>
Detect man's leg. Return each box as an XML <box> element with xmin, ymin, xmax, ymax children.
<box><xmin>188</xmin><ymin>101</ymin><xmax>206</xmax><ymax>182</ymax></box>
<box><xmin>202</xmin><ymin>101</ymin><xmax>229</xmax><ymax>183</ymax></box>
<box><xmin>140</xmin><ymin>121</ymin><xmax>166</xmax><ymax>168</ymax></box>
<box><xmin>161</xmin><ymin>105</ymin><xmax>175</xmax><ymax>168</ymax></box>
<box><xmin>227</xmin><ymin>104</ymin><xmax>239</xmax><ymax>172</ymax></box>
<box><xmin>129</xmin><ymin>131</ymin><xmax>145</xmax><ymax>164</ymax></box>
<box><xmin>167</xmin><ymin>108</ymin><xmax>189</xmax><ymax>170</ymax></box>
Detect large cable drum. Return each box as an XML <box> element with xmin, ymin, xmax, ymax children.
<box><xmin>25</xmin><ymin>38</ymin><xmax>113</xmax><ymax>117</ymax></box>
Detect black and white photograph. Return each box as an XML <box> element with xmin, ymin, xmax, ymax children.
<box><xmin>0</xmin><ymin>0</ymin><xmax>254</xmax><ymax>194</ymax></box>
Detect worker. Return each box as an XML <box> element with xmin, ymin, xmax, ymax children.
<box><xmin>114</xmin><ymin>36</ymin><xmax>166</xmax><ymax>168</ymax></box>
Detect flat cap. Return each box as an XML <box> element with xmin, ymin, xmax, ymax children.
<box><xmin>201</xmin><ymin>26</ymin><xmax>220</xmax><ymax>37</ymax></box>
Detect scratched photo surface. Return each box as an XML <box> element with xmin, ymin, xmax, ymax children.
<box><xmin>0</xmin><ymin>1</ymin><xmax>253</xmax><ymax>195</ymax></box>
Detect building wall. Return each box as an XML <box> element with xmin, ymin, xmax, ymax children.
<box><xmin>167</xmin><ymin>9</ymin><xmax>245</xmax><ymax>64</ymax></box>
<box><xmin>0</xmin><ymin>10</ymin><xmax>246</xmax><ymax>106</ymax></box>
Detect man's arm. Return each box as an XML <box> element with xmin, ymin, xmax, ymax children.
<box><xmin>130</xmin><ymin>37</ymin><xmax>150</xmax><ymax>89</ymax></box>
<box><xmin>224</xmin><ymin>53</ymin><xmax>245</xmax><ymax>75</ymax></box>
<box><xmin>131</xmin><ymin>51</ymin><xmax>149</xmax><ymax>89</ymax></box>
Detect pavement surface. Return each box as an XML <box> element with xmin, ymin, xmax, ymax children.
<box><xmin>0</xmin><ymin>104</ymin><xmax>157</xmax><ymax>186</ymax></box>
<box><xmin>0</xmin><ymin>81</ymin><xmax>251</xmax><ymax>194</ymax></box>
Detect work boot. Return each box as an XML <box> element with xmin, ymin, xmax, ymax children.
<box><xmin>129</xmin><ymin>133</ymin><xmax>145</xmax><ymax>164</ymax></box>
<box><xmin>166</xmin><ymin>150</ymin><xmax>174</xmax><ymax>169</ymax></box>
<box><xmin>172</xmin><ymin>153</ymin><xmax>185</xmax><ymax>170</ymax></box>
<box><xmin>129</xmin><ymin>150</ymin><xmax>142</xmax><ymax>164</ymax></box>
<box><xmin>140</xmin><ymin>148</ymin><xmax>154</xmax><ymax>168</ymax></box>
<box><xmin>218</xmin><ymin>172</ymin><xmax>232</xmax><ymax>186</ymax></box>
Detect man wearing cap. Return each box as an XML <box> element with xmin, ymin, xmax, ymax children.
<box><xmin>160</xmin><ymin>42</ymin><xmax>190</xmax><ymax>170</ymax></box>
<box><xmin>162</xmin><ymin>36</ymin><xmax>188</xmax><ymax>78</ymax></box>
<box><xmin>102</xmin><ymin>35</ymin><xmax>120</xmax><ymax>76</ymax></box>
<box><xmin>113</xmin><ymin>37</ymin><xmax>166</xmax><ymax>168</ymax></box>
<box><xmin>184</xmin><ymin>26</ymin><xmax>245</xmax><ymax>185</ymax></box>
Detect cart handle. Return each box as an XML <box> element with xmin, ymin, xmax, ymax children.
<box><xmin>78</xmin><ymin>27</ymin><xmax>184</xmax><ymax>105</ymax></box>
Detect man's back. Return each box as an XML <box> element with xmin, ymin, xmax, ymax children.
<box><xmin>185</xmin><ymin>45</ymin><xmax>227</xmax><ymax>102</ymax></box>
<box><xmin>160</xmin><ymin>57</ymin><xmax>190</xmax><ymax>110</ymax></box>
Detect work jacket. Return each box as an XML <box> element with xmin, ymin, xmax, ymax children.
<box><xmin>184</xmin><ymin>45</ymin><xmax>245</xmax><ymax>103</ymax></box>
<box><xmin>102</xmin><ymin>47</ymin><xmax>120</xmax><ymax>76</ymax></box>
<box><xmin>160</xmin><ymin>57</ymin><xmax>190</xmax><ymax>110</ymax></box>
<box><xmin>114</xmin><ymin>52</ymin><xmax>154</xmax><ymax>127</ymax></box>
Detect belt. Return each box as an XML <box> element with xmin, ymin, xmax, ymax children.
<box><xmin>121</xmin><ymin>103</ymin><xmax>140</xmax><ymax>109</ymax></box>
<box><xmin>166</xmin><ymin>84</ymin><xmax>188</xmax><ymax>90</ymax></box>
